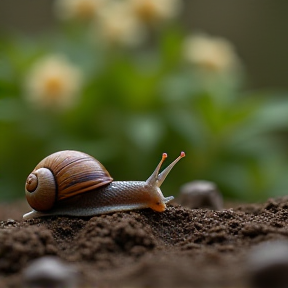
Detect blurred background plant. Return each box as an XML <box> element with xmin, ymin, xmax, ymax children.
<box><xmin>1</xmin><ymin>0</ymin><xmax>288</xmax><ymax>202</ymax></box>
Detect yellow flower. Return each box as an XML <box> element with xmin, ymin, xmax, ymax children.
<box><xmin>183</xmin><ymin>34</ymin><xmax>241</xmax><ymax>74</ymax></box>
<box><xmin>128</xmin><ymin>0</ymin><xmax>182</xmax><ymax>24</ymax></box>
<box><xmin>24</xmin><ymin>55</ymin><xmax>83</xmax><ymax>110</ymax></box>
<box><xmin>55</xmin><ymin>0</ymin><xmax>105</xmax><ymax>21</ymax></box>
<box><xmin>95</xmin><ymin>1</ymin><xmax>146</xmax><ymax>47</ymax></box>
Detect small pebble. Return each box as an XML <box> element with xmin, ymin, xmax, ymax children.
<box><xmin>178</xmin><ymin>180</ymin><xmax>223</xmax><ymax>210</ymax></box>
<box><xmin>246</xmin><ymin>240</ymin><xmax>288</xmax><ymax>288</ymax></box>
<box><xmin>6</xmin><ymin>219</ymin><xmax>17</xmax><ymax>226</ymax></box>
<box><xmin>22</xmin><ymin>256</ymin><xmax>79</xmax><ymax>288</ymax></box>
<box><xmin>0</xmin><ymin>219</ymin><xmax>19</xmax><ymax>229</ymax></box>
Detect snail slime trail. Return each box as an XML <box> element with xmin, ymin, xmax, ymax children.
<box><xmin>23</xmin><ymin>150</ymin><xmax>185</xmax><ymax>219</ymax></box>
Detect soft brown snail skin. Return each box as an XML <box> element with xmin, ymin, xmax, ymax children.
<box><xmin>23</xmin><ymin>150</ymin><xmax>185</xmax><ymax>220</ymax></box>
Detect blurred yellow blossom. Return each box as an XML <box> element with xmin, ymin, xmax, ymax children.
<box><xmin>94</xmin><ymin>1</ymin><xmax>146</xmax><ymax>47</ymax></box>
<box><xmin>128</xmin><ymin>0</ymin><xmax>182</xmax><ymax>24</ymax></box>
<box><xmin>183</xmin><ymin>34</ymin><xmax>241</xmax><ymax>74</ymax></box>
<box><xmin>24</xmin><ymin>55</ymin><xmax>83</xmax><ymax>110</ymax></box>
<box><xmin>55</xmin><ymin>0</ymin><xmax>105</xmax><ymax>21</ymax></box>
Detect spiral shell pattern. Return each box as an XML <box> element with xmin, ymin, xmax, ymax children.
<box><xmin>25</xmin><ymin>150</ymin><xmax>113</xmax><ymax>211</ymax></box>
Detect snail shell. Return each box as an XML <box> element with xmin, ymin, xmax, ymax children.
<box><xmin>25</xmin><ymin>150</ymin><xmax>113</xmax><ymax>211</ymax></box>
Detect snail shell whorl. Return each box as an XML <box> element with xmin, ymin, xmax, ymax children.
<box><xmin>25</xmin><ymin>150</ymin><xmax>113</xmax><ymax>212</ymax></box>
<box><xmin>25</xmin><ymin>168</ymin><xmax>56</xmax><ymax>211</ymax></box>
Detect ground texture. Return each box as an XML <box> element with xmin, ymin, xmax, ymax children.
<box><xmin>1</xmin><ymin>197</ymin><xmax>288</xmax><ymax>287</ymax></box>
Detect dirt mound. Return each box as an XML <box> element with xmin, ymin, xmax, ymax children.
<box><xmin>1</xmin><ymin>197</ymin><xmax>288</xmax><ymax>287</ymax></box>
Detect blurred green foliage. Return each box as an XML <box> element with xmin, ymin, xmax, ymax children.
<box><xmin>1</xmin><ymin>1</ymin><xmax>288</xmax><ymax>203</ymax></box>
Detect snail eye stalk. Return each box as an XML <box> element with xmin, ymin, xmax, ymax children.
<box><xmin>146</xmin><ymin>152</ymin><xmax>185</xmax><ymax>187</ymax></box>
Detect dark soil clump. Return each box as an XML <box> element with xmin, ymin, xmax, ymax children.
<box><xmin>2</xmin><ymin>197</ymin><xmax>288</xmax><ymax>287</ymax></box>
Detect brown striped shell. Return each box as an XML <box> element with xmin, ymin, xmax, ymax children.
<box><xmin>25</xmin><ymin>150</ymin><xmax>113</xmax><ymax>211</ymax></box>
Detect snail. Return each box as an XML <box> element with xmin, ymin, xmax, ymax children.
<box><xmin>23</xmin><ymin>150</ymin><xmax>185</xmax><ymax>219</ymax></box>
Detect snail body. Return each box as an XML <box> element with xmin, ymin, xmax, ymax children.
<box><xmin>23</xmin><ymin>150</ymin><xmax>185</xmax><ymax>219</ymax></box>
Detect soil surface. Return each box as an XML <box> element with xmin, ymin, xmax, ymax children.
<box><xmin>1</xmin><ymin>197</ymin><xmax>288</xmax><ymax>287</ymax></box>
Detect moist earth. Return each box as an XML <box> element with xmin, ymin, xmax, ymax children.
<box><xmin>1</xmin><ymin>197</ymin><xmax>288</xmax><ymax>287</ymax></box>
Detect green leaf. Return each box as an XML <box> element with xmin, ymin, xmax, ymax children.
<box><xmin>126</xmin><ymin>115</ymin><xmax>165</xmax><ymax>152</ymax></box>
